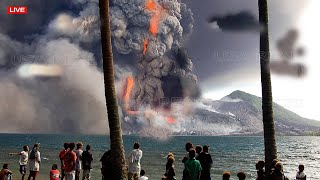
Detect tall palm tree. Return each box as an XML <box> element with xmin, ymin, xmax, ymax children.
<box><xmin>258</xmin><ymin>0</ymin><xmax>277</xmax><ymax>175</ymax></box>
<box><xmin>99</xmin><ymin>0</ymin><xmax>128</xmax><ymax>179</ymax></box>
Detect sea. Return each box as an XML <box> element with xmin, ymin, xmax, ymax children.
<box><xmin>0</xmin><ymin>134</ymin><xmax>319</xmax><ymax>180</ymax></box>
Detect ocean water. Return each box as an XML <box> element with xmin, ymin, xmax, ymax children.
<box><xmin>0</xmin><ymin>134</ymin><xmax>319</xmax><ymax>180</ymax></box>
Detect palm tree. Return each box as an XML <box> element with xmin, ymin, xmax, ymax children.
<box><xmin>99</xmin><ymin>0</ymin><xmax>128</xmax><ymax>179</ymax></box>
<box><xmin>258</xmin><ymin>0</ymin><xmax>277</xmax><ymax>175</ymax></box>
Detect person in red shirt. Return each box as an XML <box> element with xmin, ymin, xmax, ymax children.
<box><xmin>50</xmin><ymin>164</ymin><xmax>61</xmax><ymax>180</ymax></box>
<box><xmin>59</xmin><ymin>142</ymin><xmax>69</xmax><ymax>180</ymax></box>
<box><xmin>64</xmin><ymin>143</ymin><xmax>77</xmax><ymax>180</ymax></box>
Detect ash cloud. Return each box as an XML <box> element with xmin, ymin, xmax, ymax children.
<box><xmin>109</xmin><ymin>0</ymin><xmax>199</xmax><ymax>109</ymax></box>
<box><xmin>271</xmin><ymin>29</ymin><xmax>307</xmax><ymax>77</ymax></box>
<box><xmin>0</xmin><ymin>0</ymin><xmax>200</xmax><ymax>137</ymax></box>
<box><xmin>208</xmin><ymin>11</ymin><xmax>260</xmax><ymax>32</ymax></box>
<box><xmin>0</xmin><ymin>0</ymin><xmax>110</xmax><ymax>134</ymax></box>
<box><xmin>0</xmin><ymin>35</ymin><xmax>109</xmax><ymax>134</ymax></box>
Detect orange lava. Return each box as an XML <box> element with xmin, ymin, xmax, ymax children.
<box><xmin>124</xmin><ymin>76</ymin><xmax>134</xmax><ymax>109</ymax></box>
<box><xmin>166</xmin><ymin>116</ymin><xmax>176</xmax><ymax>124</ymax></box>
<box><xmin>145</xmin><ymin>0</ymin><xmax>163</xmax><ymax>36</ymax></box>
<box><xmin>143</xmin><ymin>39</ymin><xmax>148</xmax><ymax>55</ymax></box>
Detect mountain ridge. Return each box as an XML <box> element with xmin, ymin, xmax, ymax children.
<box><xmin>122</xmin><ymin>90</ymin><xmax>320</xmax><ymax>136</ymax></box>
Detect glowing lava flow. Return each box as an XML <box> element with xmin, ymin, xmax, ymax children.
<box><xmin>143</xmin><ymin>39</ymin><xmax>148</xmax><ymax>55</ymax></box>
<box><xmin>124</xmin><ymin>76</ymin><xmax>134</xmax><ymax>110</ymax></box>
<box><xmin>166</xmin><ymin>116</ymin><xmax>176</xmax><ymax>124</ymax></box>
<box><xmin>145</xmin><ymin>0</ymin><xmax>163</xmax><ymax>36</ymax></box>
<box><xmin>142</xmin><ymin>0</ymin><xmax>165</xmax><ymax>54</ymax></box>
<box><xmin>123</xmin><ymin>80</ymin><xmax>177</xmax><ymax>125</ymax></box>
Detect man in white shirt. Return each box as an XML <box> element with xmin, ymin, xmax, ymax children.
<box><xmin>9</xmin><ymin>145</ymin><xmax>29</xmax><ymax>180</ymax></box>
<box><xmin>296</xmin><ymin>165</ymin><xmax>306</xmax><ymax>180</ymax></box>
<box><xmin>74</xmin><ymin>142</ymin><xmax>83</xmax><ymax>180</ymax></box>
<box><xmin>128</xmin><ymin>142</ymin><xmax>143</xmax><ymax>180</ymax></box>
<box><xmin>138</xmin><ymin>169</ymin><xmax>148</xmax><ymax>180</ymax></box>
<box><xmin>27</xmin><ymin>143</ymin><xmax>41</xmax><ymax>180</ymax></box>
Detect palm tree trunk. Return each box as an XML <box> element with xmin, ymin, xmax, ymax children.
<box><xmin>99</xmin><ymin>0</ymin><xmax>128</xmax><ymax>179</ymax></box>
<box><xmin>258</xmin><ymin>0</ymin><xmax>277</xmax><ymax>176</ymax></box>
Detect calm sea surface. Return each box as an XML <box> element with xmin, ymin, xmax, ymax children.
<box><xmin>0</xmin><ymin>134</ymin><xmax>319</xmax><ymax>180</ymax></box>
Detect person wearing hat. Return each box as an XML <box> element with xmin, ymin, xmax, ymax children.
<box><xmin>198</xmin><ymin>145</ymin><xmax>213</xmax><ymax>180</ymax></box>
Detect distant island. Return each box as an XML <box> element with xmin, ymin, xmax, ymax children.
<box><xmin>122</xmin><ymin>90</ymin><xmax>320</xmax><ymax>136</ymax></box>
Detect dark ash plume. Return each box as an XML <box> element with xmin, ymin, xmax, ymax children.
<box><xmin>208</xmin><ymin>11</ymin><xmax>260</xmax><ymax>32</ymax></box>
<box><xmin>271</xmin><ymin>29</ymin><xmax>307</xmax><ymax>77</ymax></box>
<box><xmin>109</xmin><ymin>0</ymin><xmax>199</xmax><ymax>109</ymax></box>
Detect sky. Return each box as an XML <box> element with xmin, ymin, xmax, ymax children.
<box><xmin>187</xmin><ymin>0</ymin><xmax>320</xmax><ymax>120</ymax></box>
<box><xmin>0</xmin><ymin>0</ymin><xmax>319</xmax><ymax>134</ymax></box>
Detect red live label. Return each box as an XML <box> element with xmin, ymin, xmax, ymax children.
<box><xmin>7</xmin><ymin>6</ymin><xmax>28</xmax><ymax>14</ymax></box>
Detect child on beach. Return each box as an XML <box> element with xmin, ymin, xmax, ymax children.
<box><xmin>0</xmin><ymin>163</ymin><xmax>13</xmax><ymax>180</ymax></box>
<box><xmin>296</xmin><ymin>165</ymin><xmax>306</xmax><ymax>180</ymax></box>
<box><xmin>163</xmin><ymin>155</ymin><xmax>176</xmax><ymax>180</ymax></box>
<box><xmin>50</xmin><ymin>164</ymin><xmax>60</xmax><ymax>180</ymax></box>
<box><xmin>9</xmin><ymin>145</ymin><xmax>29</xmax><ymax>180</ymax></box>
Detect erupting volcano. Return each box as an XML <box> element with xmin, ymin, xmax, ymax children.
<box><xmin>111</xmin><ymin>0</ymin><xmax>199</xmax><ymax>133</ymax></box>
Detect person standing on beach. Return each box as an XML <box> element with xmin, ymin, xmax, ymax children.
<box><xmin>185</xmin><ymin>148</ymin><xmax>202</xmax><ymax>180</ymax></box>
<box><xmin>164</xmin><ymin>155</ymin><xmax>175</xmax><ymax>180</ymax></box>
<box><xmin>27</xmin><ymin>143</ymin><xmax>41</xmax><ymax>180</ymax></box>
<box><xmin>9</xmin><ymin>145</ymin><xmax>29</xmax><ymax>180</ymax></box>
<box><xmin>74</xmin><ymin>143</ymin><xmax>83</xmax><ymax>180</ymax></box>
<box><xmin>128</xmin><ymin>142</ymin><xmax>143</xmax><ymax>180</ymax></box>
<box><xmin>198</xmin><ymin>145</ymin><xmax>212</xmax><ymax>180</ymax></box>
<box><xmin>80</xmin><ymin>145</ymin><xmax>93</xmax><ymax>180</ymax></box>
<box><xmin>182</xmin><ymin>142</ymin><xmax>194</xmax><ymax>180</ymax></box>
<box><xmin>195</xmin><ymin>145</ymin><xmax>202</xmax><ymax>160</ymax></box>
<box><xmin>59</xmin><ymin>142</ymin><xmax>69</xmax><ymax>180</ymax></box>
<box><xmin>256</xmin><ymin>160</ymin><xmax>265</xmax><ymax>180</ymax></box>
<box><xmin>64</xmin><ymin>143</ymin><xmax>77</xmax><ymax>180</ymax></box>
<box><xmin>100</xmin><ymin>150</ymin><xmax>112</xmax><ymax>179</ymax></box>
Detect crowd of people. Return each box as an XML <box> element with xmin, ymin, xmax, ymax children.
<box><xmin>0</xmin><ymin>141</ymin><xmax>308</xmax><ymax>180</ymax></box>
<box><xmin>1</xmin><ymin>142</ymin><xmax>93</xmax><ymax>180</ymax></box>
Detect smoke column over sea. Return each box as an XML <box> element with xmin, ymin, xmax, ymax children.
<box><xmin>0</xmin><ymin>0</ymin><xmax>200</xmax><ymax>137</ymax></box>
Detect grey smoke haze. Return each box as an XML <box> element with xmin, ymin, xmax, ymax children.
<box><xmin>208</xmin><ymin>11</ymin><xmax>260</xmax><ymax>32</ymax></box>
<box><xmin>271</xmin><ymin>29</ymin><xmax>307</xmax><ymax>77</ymax></box>
<box><xmin>0</xmin><ymin>0</ymin><xmax>110</xmax><ymax>134</ymax></box>
<box><xmin>0</xmin><ymin>0</ymin><xmax>200</xmax><ymax>137</ymax></box>
<box><xmin>0</xmin><ymin>35</ymin><xmax>109</xmax><ymax>134</ymax></box>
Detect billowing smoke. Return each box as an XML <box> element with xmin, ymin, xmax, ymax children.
<box><xmin>0</xmin><ymin>0</ymin><xmax>109</xmax><ymax>134</ymax></box>
<box><xmin>271</xmin><ymin>29</ymin><xmax>307</xmax><ymax>77</ymax></box>
<box><xmin>0</xmin><ymin>0</ymin><xmax>200</xmax><ymax>137</ymax></box>
<box><xmin>109</xmin><ymin>0</ymin><xmax>200</xmax><ymax>110</ymax></box>
<box><xmin>208</xmin><ymin>11</ymin><xmax>260</xmax><ymax>32</ymax></box>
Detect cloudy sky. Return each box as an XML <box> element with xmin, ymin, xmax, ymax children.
<box><xmin>185</xmin><ymin>0</ymin><xmax>320</xmax><ymax>120</ymax></box>
<box><xmin>0</xmin><ymin>0</ymin><xmax>319</xmax><ymax>134</ymax></box>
